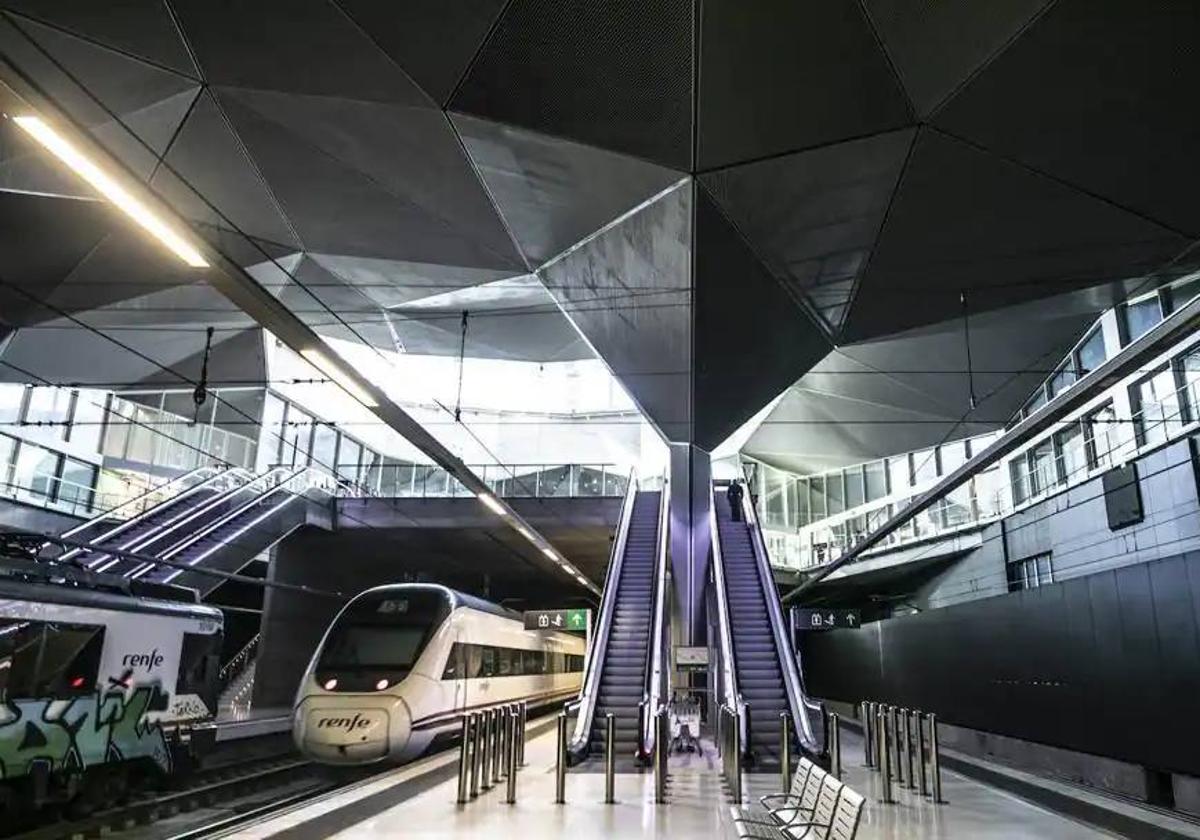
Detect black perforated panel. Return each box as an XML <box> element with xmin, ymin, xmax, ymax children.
<box><xmin>450</xmin><ymin>0</ymin><xmax>694</xmax><ymax>170</ymax></box>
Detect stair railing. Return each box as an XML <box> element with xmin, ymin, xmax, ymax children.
<box><xmin>80</xmin><ymin>468</ymin><xmax>254</xmax><ymax>570</ymax></box>
<box><xmin>741</xmin><ymin>485</ymin><xmax>820</xmax><ymax>754</ymax></box>
<box><xmin>140</xmin><ymin>467</ymin><xmax>309</xmax><ymax>583</ymax></box>
<box><xmin>218</xmin><ymin>632</ymin><xmax>261</xmax><ymax>690</ymax></box>
<box><xmin>58</xmin><ymin>465</ymin><xmax>218</xmax><ymax>540</ymax></box>
<box><xmin>709</xmin><ymin>483</ymin><xmax>746</xmax><ymax>759</ymax></box>
<box><xmin>567</xmin><ymin>469</ymin><xmax>638</xmax><ymax>759</ymax></box>
<box><xmin>640</xmin><ymin>479</ymin><xmax>671</xmax><ymax>759</ymax></box>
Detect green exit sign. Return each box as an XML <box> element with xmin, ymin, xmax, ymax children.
<box><xmin>524</xmin><ymin>608</ymin><xmax>591</xmax><ymax>632</ymax></box>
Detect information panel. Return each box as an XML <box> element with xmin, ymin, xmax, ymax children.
<box><xmin>524</xmin><ymin>608</ymin><xmax>590</xmax><ymax>632</ymax></box>
<box><xmin>792</xmin><ymin>608</ymin><xmax>861</xmax><ymax>631</ymax></box>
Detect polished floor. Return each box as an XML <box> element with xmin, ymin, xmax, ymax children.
<box><xmin>232</xmin><ymin>721</ymin><xmax>1117</xmax><ymax>839</ymax></box>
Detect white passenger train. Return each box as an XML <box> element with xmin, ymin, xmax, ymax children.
<box><xmin>293</xmin><ymin>584</ymin><xmax>585</xmax><ymax>765</ymax></box>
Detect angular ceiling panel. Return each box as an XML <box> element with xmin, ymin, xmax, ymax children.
<box><xmin>4</xmin><ymin>1</ymin><xmax>197</xmax><ymax>77</ymax></box>
<box><xmin>451</xmin><ymin>0</ymin><xmax>693</xmax><ymax>170</ymax></box>
<box><xmin>309</xmin><ymin>253</ymin><xmax>516</xmax><ymax>311</ymax></box>
<box><xmin>693</xmin><ymin>187</ymin><xmax>831</xmax><ymax>450</ymax></box>
<box><xmin>697</xmin><ymin>0</ymin><xmax>912</xmax><ymax>170</ymax></box>
<box><xmin>337</xmin><ymin>0</ymin><xmax>507</xmax><ymax>105</ymax></box>
<box><xmin>149</xmin><ymin>91</ymin><xmax>300</xmax><ymax>249</ymax></box>
<box><xmin>170</xmin><ymin>0</ymin><xmax>430</xmax><ymax>106</ymax></box>
<box><xmin>214</xmin><ymin>90</ymin><xmax>520</xmax><ymax>269</ymax></box>
<box><xmin>934</xmin><ymin>0</ymin><xmax>1200</xmax><ymax>237</ymax></box>
<box><xmin>842</xmin><ymin>130</ymin><xmax>1189</xmax><ymax>342</ymax></box>
<box><xmin>863</xmin><ymin>0</ymin><xmax>1051</xmax><ymax>117</ymax></box>
<box><xmin>539</xmin><ymin>181</ymin><xmax>693</xmax><ymax>441</ymax></box>
<box><xmin>453</xmin><ymin>112</ymin><xmax>684</xmax><ymax>266</ymax></box>
<box><xmin>702</xmin><ymin>129</ymin><xmax>916</xmax><ymax>335</ymax></box>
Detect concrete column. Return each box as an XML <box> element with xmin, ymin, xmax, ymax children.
<box><xmin>669</xmin><ymin>442</ymin><xmax>711</xmax><ymax>645</ymax></box>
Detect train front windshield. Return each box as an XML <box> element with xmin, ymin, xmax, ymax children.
<box><xmin>316</xmin><ymin>590</ymin><xmax>449</xmax><ymax>692</ymax></box>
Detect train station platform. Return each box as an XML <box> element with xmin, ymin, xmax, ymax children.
<box><xmin>229</xmin><ymin>719</ymin><xmax>1136</xmax><ymax>840</ymax></box>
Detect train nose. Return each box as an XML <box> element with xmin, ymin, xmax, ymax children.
<box><xmin>299</xmin><ymin>701</ymin><xmax>410</xmax><ymax>764</ymax></box>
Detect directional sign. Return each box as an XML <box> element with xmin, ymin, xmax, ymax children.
<box><xmin>524</xmin><ymin>608</ymin><xmax>591</xmax><ymax>633</ymax></box>
<box><xmin>792</xmin><ymin>608</ymin><xmax>861</xmax><ymax>631</ymax></box>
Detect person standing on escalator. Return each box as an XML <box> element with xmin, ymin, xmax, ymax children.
<box><xmin>727</xmin><ymin>480</ymin><xmax>744</xmax><ymax>522</ymax></box>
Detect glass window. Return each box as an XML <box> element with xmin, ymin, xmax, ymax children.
<box><xmin>974</xmin><ymin>465</ymin><xmax>1004</xmax><ymax>518</ymax></box>
<box><xmin>887</xmin><ymin>456</ymin><xmax>909</xmax><ymax>493</ymax></box>
<box><xmin>1053</xmin><ymin>422</ymin><xmax>1086</xmax><ymax>484</ymax></box>
<box><xmin>1022</xmin><ymin>387</ymin><xmax>1048</xmax><ymax>418</ymax></box>
<box><xmin>808</xmin><ymin>475</ymin><xmax>826</xmax><ymax>521</ymax></box>
<box><xmin>939</xmin><ymin>441</ymin><xmax>968</xmax><ymax>474</ymax></box>
<box><xmin>1008</xmin><ymin>553</ymin><xmax>1054</xmax><ymax>592</ymax></box>
<box><xmin>825</xmin><ymin>472</ymin><xmax>844</xmax><ymax>516</ymax></box>
<box><xmin>259</xmin><ymin>393</ymin><xmax>287</xmax><ymax>470</ymax></box>
<box><xmin>1131</xmin><ymin>366</ymin><xmax>1182</xmax><ymax>448</ymax></box>
<box><xmin>1075</xmin><ymin>327</ymin><xmax>1106</xmax><ymax>376</ymax></box>
<box><xmin>1179</xmin><ymin>346</ymin><xmax>1200</xmax><ymax>423</ymax></box>
<box><xmin>25</xmin><ymin>387</ymin><xmax>73</xmax><ymax>439</ymax></box>
<box><xmin>864</xmin><ymin>461</ymin><xmax>887</xmax><ymax>502</ymax></box>
<box><xmin>1</xmin><ymin>621</ymin><xmax>104</xmax><ymax>699</ymax></box>
<box><xmin>1084</xmin><ymin>403</ymin><xmax>1118</xmax><ymax>470</ymax></box>
<box><xmin>1168</xmin><ymin>275</ymin><xmax>1200</xmax><ymax>313</ymax></box>
<box><xmin>282</xmin><ymin>405</ymin><xmax>312</xmax><ymax>467</ymax></box>
<box><xmin>310</xmin><ymin>423</ymin><xmax>339</xmax><ymax>473</ymax></box>
<box><xmin>0</xmin><ymin>385</ymin><xmax>25</xmax><ymax>426</ymax></box>
<box><xmin>795</xmin><ymin>478</ymin><xmax>810</xmax><ymax>527</ymax></box>
<box><xmin>68</xmin><ymin>391</ymin><xmax>107</xmax><ymax>452</ymax></box>
<box><xmin>912</xmin><ymin>449</ymin><xmax>938</xmax><ymax>484</ymax></box>
<box><xmin>363</xmin><ymin>450</ymin><xmax>382</xmax><ymax>495</ymax></box>
<box><xmin>1009</xmin><ymin>457</ymin><xmax>1031</xmax><ymax>506</ymax></box>
<box><xmin>845</xmin><ymin>467</ymin><xmax>864</xmax><ymax>509</ymax></box>
<box><xmin>1028</xmin><ymin>439</ymin><xmax>1056</xmax><ymax>496</ymax></box>
<box><xmin>57</xmin><ymin>458</ymin><xmax>97</xmax><ymax>513</ymax></box>
<box><xmin>13</xmin><ymin>443</ymin><xmax>60</xmax><ymax>501</ymax></box>
<box><xmin>338</xmin><ymin>438</ymin><xmax>362</xmax><ymax>485</ymax></box>
<box><xmin>1047</xmin><ymin>358</ymin><xmax>1078</xmax><ymax>398</ymax></box>
<box><xmin>1123</xmin><ymin>296</ymin><xmax>1162</xmax><ymax>344</ymax></box>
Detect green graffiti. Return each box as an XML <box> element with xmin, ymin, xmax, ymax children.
<box><xmin>0</xmin><ymin>685</ymin><xmax>170</xmax><ymax>781</ymax></box>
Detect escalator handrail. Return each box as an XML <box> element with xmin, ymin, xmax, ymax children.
<box><xmin>104</xmin><ymin>467</ymin><xmax>288</xmax><ymax>573</ymax></box>
<box><xmin>59</xmin><ymin>465</ymin><xmax>219</xmax><ymax>540</ymax></box>
<box><xmin>740</xmin><ymin>485</ymin><xmax>819</xmax><ymax>752</ymax></box>
<box><xmin>568</xmin><ymin>469</ymin><xmax>638</xmax><ymax>757</ymax></box>
<box><xmin>141</xmin><ymin>467</ymin><xmax>306</xmax><ymax>567</ymax></box>
<box><xmin>709</xmin><ymin>483</ymin><xmax>746</xmax><ymax>750</ymax></box>
<box><xmin>641</xmin><ymin>478</ymin><xmax>671</xmax><ymax>755</ymax></box>
<box><xmin>147</xmin><ymin>475</ymin><xmax>310</xmax><ymax>583</ymax></box>
<box><xmin>80</xmin><ymin>468</ymin><xmax>253</xmax><ymax>569</ymax></box>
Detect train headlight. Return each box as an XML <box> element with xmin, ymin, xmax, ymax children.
<box><xmin>323</xmin><ymin>678</ymin><xmax>338</xmax><ymax>691</ymax></box>
<box><xmin>375</xmin><ymin>678</ymin><xmax>389</xmax><ymax>691</ymax></box>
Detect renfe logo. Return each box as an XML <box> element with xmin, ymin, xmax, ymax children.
<box><xmin>122</xmin><ymin>649</ymin><xmax>165</xmax><ymax>670</ymax></box>
<box><xmin>317</xmin><ymin>713</ymin><xmax>374</xmax><ymax>731</ymax></box>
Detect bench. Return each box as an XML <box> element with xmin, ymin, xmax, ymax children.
<box><xmin>730</xmin><ymin>762</ymin><xmax>865</xmax><ymax>840</ymax></box>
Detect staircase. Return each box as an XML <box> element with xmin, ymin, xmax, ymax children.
<box><xmin>588</xmin><ymin>490</ymin><xmax>661</xmax><ymax>762</ymax></box>
<box><xmin>218</xmin><ymin>661</ymin><xmax>257</xmax><ymax>720</ymax></box>
<box><xmin>716</xmin><ymin>487</ymin><xmax>787</xmax><ymax>768</ymax></box>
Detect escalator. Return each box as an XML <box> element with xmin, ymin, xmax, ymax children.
<box><xmin>712</xmin><ymin>483</ymin><xmax>821</xmax><ymax>768</ymax></box>
<box><xmin>569</xmin><ymin>478</ymin><xmax>669</xmax><ymax>765</ymax></box>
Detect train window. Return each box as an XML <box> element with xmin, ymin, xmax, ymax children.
<box><xmin>496</xmin><ymin>648</ymin><xmax>514</xmax><ymax>676</ymax></box>
<box><xmin>177</xmin><ymin>632</ymin><xmax>221</xmax><ymax>701</ymax></box>
<box><xmin>0</xmin><ymin>620</ymin><xmax>104</xmax><ymax>700</ymax></box>
<box><xmin>479</xmin><ymin>646</ymin><xmax>496</xmax><ymax>678</ymax></box>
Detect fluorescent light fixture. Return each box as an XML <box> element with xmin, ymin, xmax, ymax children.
<box><xmin>517</xmin><ymin>526</ymin><xmax>532</xmax><ymax>540</ymax></box>
<box><xmin>13</xmin><ymin>115</ymin><xmax>209</xmax><ymax>268</ymax></box>
<box><xmin>301</xmin><ymin>347</ymin><xmax>378</xmax><ymax>407</ymax></box>
<box><xmin>542</xmin><ymin>547</ymin><xmax>557</xmax><ymax>561</ymax></box>
<box><xmin>478</xmin><ymin>493</ymin><xmax>506</xmax><ymax>515</ymax></box>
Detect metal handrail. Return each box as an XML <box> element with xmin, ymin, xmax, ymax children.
<box><xmin>76</xmin><ymin>468</ymin><xmax>252</xmax><ymax>568</ymax></box>
<box><xmin>741</xmin><ymin>485</ymin><xmax>819</xmax><ymax>753</ymax></box>
<box><xmin>136</xmin><ymin>467</ymin><xmax>307</xmax><ymax>575</ymax></box>
<box><xmin>641</xmin><ymin>479</ymin><xmax>671</xmax><ymax>756</ymax></box>
<box><xmin>59</xmin><ymin>465</ymin><xmax>217</xmax><ymax>539</ymax></box>
<box><xmin>569</xmin><ymin>469</ymin><xmax>638</xmax><ymax>757</ymax></box>
<box><xmin>709</xmin><ymin>482</ymin><xmax>745</xmax><ymax>752</ymax></box>
<box><xmin>219</xmin><ymin>632</ymin><xmax>261</xmax><ymax>686</ymax></box>
<box><xmin>95</xmin><ymin>467</ymin><xmax>283</xmax><ymax>573</ymax></box>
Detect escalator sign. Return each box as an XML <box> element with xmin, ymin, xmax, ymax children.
<box><xmin>524</xmin><ymin>608</ymin><xmax>590</xmax><ymax>632</ymax></box>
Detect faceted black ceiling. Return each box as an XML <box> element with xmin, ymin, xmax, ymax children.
<box><xmin>0</xmin><ymin>0</ymin><xmax>1198</xmax><ymax>451</ymax></box>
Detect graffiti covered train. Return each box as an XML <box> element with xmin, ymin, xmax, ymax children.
<box><xmin>0</xmin><ymin>578</ymin><xmax>223</xmax><ymax>815</ymax></box>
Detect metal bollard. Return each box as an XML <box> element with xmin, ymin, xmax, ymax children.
<box><xmin>929</xmin><ymin>713</ymin><xmax>943</xmax><ymax>804</ymax></box>
<box><xmin>481</xmin><ymin>710</ymin><xmax>493</xmax><ymax>790</ymax></box>
<box><xmin>505</xmin><ymin>712</ymin><xmax>518</xmax><ymax>804</ymax></box>
<box><xmin>654</xmin><ymin>709</ymin><xmax>667</xmax><ymax>803</ymax></box>
<box><xmin>457</xmin><ymin>715</ymin><xmax>471</xmax><ymax>804</ymax></box>
<box><xmin>555</xmin><ymin>712</ymin><xmax>567</xmax><ymax>804</ymax></box>
<box><xmin>915</xmin><ymin>710</ymin><xmax>928</xmax><ymax>797</ymax></box>
<box><xmin>873</xmin><ymin>702</ymin><xmax>883</xmax><ymax>770</ymax></box>
<box><xmin>732</xmin><ymin>714</ymin><xmax>743</xmax><ymax>803</ymax></box>
<box><xmin>903</xmin><ymin>709</ymin><xmax>915</xmax><ymax>789</ymax></box>
<box><xmin>518</xmin><ymin>702</ymin><xmax>527</xmax><ymax>766</ymax></box>
<box><xmin>498</xmin><ymin>706</ymin><xmax>509</xmax><ymax>780</ymax></box>
<box><xmin>897</xmin><ymin>708</ymin><xmax>909</xmax><ymax>788</ymax></box>
<box><xmin>780</xmin><ymin>712</ymin><xmax>792</xmax><ymax>793</ymax></box>
<box><xmin>604</xmin><ymin>713</ymin><xmax>616</xmax><ymax>804</ymax></box>
<box><xmin>470</xmin><ymin>713</ymin><xmax>482</xmax><ymax>798</ymax></box>
<box><xmin>863</xmin><ymin>701</ymin><xmax>874</xmax><ymax>768</ymax></box>
<box><xmin>493</xmin><ymin>708</ymin><xmax>504</xmax><ymax>783</ymax></box>
<box><xmin>878</xmin><ymin>707</ymin><xmax>893</xmax><ymax>803</ymax></box>
<box><xmin>830</xmin><ymin>712</ymin><xmax>841</xmax><ymax>780</ymax></box>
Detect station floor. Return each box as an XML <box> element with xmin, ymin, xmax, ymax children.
<box><xmin>232</xmin><ymin>722</ymin><xmax>1120</xmax><ymax>839</ymax></box>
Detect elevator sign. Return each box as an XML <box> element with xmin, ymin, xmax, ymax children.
<box><xmin>524</xmin><ymin>608</ymin><xmax>590</xmax><ymax>632</ymax></box>
<box><xmin>793</xmin><ymin>608</ymin><xmax>861</xmax><ymax>631</ymax></box>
